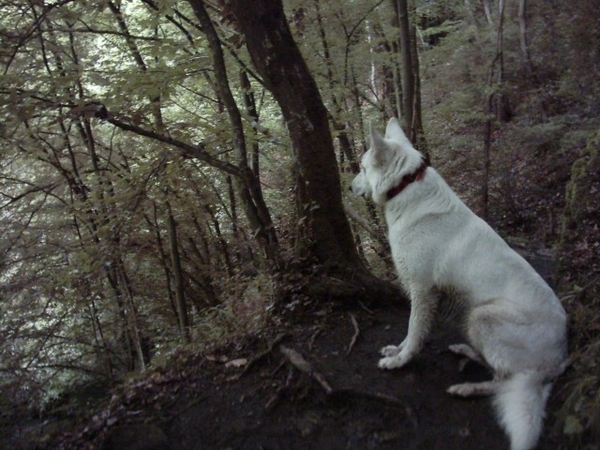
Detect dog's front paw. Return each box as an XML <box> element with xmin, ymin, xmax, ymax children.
<box><xmin>378</xmin><ymin>350</ymin><xmax>414</xmax><ymax>370</ymax></box>
<box><xmin>378</xmin><ymin>356</ymin><xmax>402</xmax><ymax>370</ymax></box>
<box><xmin>380</xmin><ymin>345</ymin><xmax>402</xmax><ymax>357</ymax></box>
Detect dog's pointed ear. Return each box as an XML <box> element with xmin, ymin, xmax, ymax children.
<box><xmin>369</xmin><ymin>123</ymin><xmax>389</xmax><ymax>165</ymax></box>
<box><xmin>385</xmin><ymin>118</ymin><xmax>409</xmax><ymax>144</ymax></box>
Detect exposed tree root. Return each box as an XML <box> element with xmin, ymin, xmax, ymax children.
<box><xmin>237</xmin><ymin>333</ymin><xmax>287</xmax><ymax>379</ymax></box>
<box><xmin>277</xmin><ymin>343</ymin><xmax>416</xmax><ymax>426</ymax></box>
<box><xmin>280</xmin><ymin>345</ymin><xmax>333</xmax><ymax>394</ymax></box>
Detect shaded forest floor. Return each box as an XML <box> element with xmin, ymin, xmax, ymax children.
<box><xmin>4</xmin><ymin>286</ymin><xmax>584</xmax><ymax>450</ymax></box>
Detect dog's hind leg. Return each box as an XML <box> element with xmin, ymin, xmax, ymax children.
<box><xmin>465</xmin><ymin>298</ymin><xmax>550</xmax><ymax>376</ymax></box>
<box><xmin>453</xmin><ymin>299</ymin><xmax>563</xmax><ymax>449</ymax></box>
<box><xmin>449</xmin><ymin>343</ymin><xmax>486</xmax><ymax>364</ymax></box>
<box><xmin>448</xmin><ymin>343</ymin><xmax>494</xmax><ymax>374</ymax></box>
<box><xmin>447</xmin><ymin>380</ymin><xmax>499</xmax><ymax>397</ymax></box>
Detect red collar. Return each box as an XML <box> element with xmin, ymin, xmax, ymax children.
<box><xmin>386</xmin><ymin>158</ymin><xmax>429</xmax><ymax>201</ymax></box>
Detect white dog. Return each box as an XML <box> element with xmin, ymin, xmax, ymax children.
<box><xmin>351</xmin><ymin>118</ymin><xmax>568</xmax><ymax>450</ymax></box>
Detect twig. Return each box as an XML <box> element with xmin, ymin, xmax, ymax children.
<box><xmin>345</xmin><ymin>313</ymin><xmax>360</xmax><ymax>357</ymax></box>
<box><xmin>270</xmin><ymin>359</ymin><xmax>286</xmax><ymax>378</ymax></box>
<box><xmin>279</xmin><ymin>345</ymin><xmax>333</xmax><ymax>394</ymax></box>
<box><xmin>357</xmin><ymin>300</ymin><xmax>375</xmax><ymax>316</ymax></box>
<box><xmin>308</xmin><ymin>326</ymin><xmax>323</xmax><ymax>352</ymax></box>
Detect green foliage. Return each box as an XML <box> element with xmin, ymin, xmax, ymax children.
<box><xmin>557</xmin><ymin>279</ymin><xmax>600</xmax><ymax>444</ymax></box>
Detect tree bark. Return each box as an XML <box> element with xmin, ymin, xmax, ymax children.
<box><xmin>228</xmin><ymin>0</ymin><xmax>362</xmax><ymax>270</ymax></box>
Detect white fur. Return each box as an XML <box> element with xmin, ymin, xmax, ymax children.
<box><xmin>351</xmin><ymin>118</ymin><xmax>568</xmax><ymax>450</ymax></box>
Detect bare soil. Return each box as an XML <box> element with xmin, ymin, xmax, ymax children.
<box><xmin>32</xmin><ymin>297</ymin><xmax>577</xmax><ymax>450</ymax></box>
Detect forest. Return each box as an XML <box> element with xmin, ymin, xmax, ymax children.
<box><xmin>1</xmin><ymin>0</ymin><xmax>599</xmax><ymax>448</ymax></box>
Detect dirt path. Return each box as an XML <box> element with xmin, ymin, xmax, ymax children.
<box><xmin>22</xmin><ymin>299</ymin><xmax>572</xmax><ymax>450</ymax></box>
<box><xmin>159</xmin><ymin>302</ymin><xmax>568</xmax><ymax>450</ymax></box>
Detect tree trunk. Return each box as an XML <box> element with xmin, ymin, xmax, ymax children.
<box><xmin>228</xmin><ymin>0</ymin><xmax>361</xmax><ymax>270</ymax></box>
<box><xmin>518</xmin><ymin>0</ymin><xmax>548</xmax><ymax>119</ymax></box>
<box><xmin>493</xmin><ymin>0</ymin><xmax>511</xmax><ymax>123</ymax></box>
<box><xmin>167</xmin><ymin>208</ymin><xmax>190</xmax><ymax>343</ymax></box>
<box><xmin>240</xmin><ymin>70</ymin><xmax>261</xmax><ymax>177</ymax></box>
<box><xmin>481</xmin><ymin>0</ymin><xmax>511</xmax><ymax>219</ymax></box>
<box><xmin>146</xmin><ymin>204</ymin><xmax>178</xmax><ymax>320</ymax></box>
<box><xmin>396</xmin><ymin>0</ymin><xmax>414</xmax><ymax>136</ymax></box>
<box><xmin>393</xmin><ymin>0</ymin><xmax>427</xmax><ymax>153</ymax></box>
<box><xmin>226</xmin><ymin>0</ymin><xmax>401</xmax><ymax>302</ymax></box>
<box><xmin>409</xmin><ymin>24</ymin><xmax>427</xmax><ymax>154</ymax></box>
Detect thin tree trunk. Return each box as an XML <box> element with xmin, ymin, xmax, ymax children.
<box><xmin>481</xmin><ymin>0</ymin><xmax>507</xmax><ymax>219</ymax></box>
<box><xmin>107</xmin><ymin>0</ymin><xmax>164</xmax><ymax>131</ymax></box>
<box><xmin>494</xmin><ymin>0</ymin><xmax>511</xmax><ymax>122</ymax></box>
<box><xmin>482</xmin><ymin>102</ymin><xmax>492</xmax><ymax>220</ymax></box>
<box><xmin>482</xmin><ymin>0</ymin><xmax>493</xmax><ymax>25</ymax></box>
<box><xmin>409</xmin><ymin>24</ymin><xmax>427</xmax><ymax>154</ymax></box>
<box><xmin>188</xmin><ymin>0</ymin><xmax>281</xmax><ymax>270</ymax></box>
<box><xmin>393</xmin><ymin>0</ymin><xmax>427</xmax><ymax>153</ymax></box>
<box><xmin>167</xmin><ymin>207</ymin><xmax>190</xmax><ymax>343</ymax></box>
<box><xmin>314</xmin><ymin>0</ymin><xmax>360</xmax><ymax>174</ymax></box>
<box><xmin>116</xmin><ymin>260</ymin><xmax>150</xmax><ymax>371</ymax></box>
<box><xmin>240</xmin><ymin>70</ymin><xmax>261</xmax><ymax>177</ymax></box>
<box><xmin>518</xmin><ymin>0</ymin><xmax>548</xmax><ymax>119</ymax></box>
<box><xmin>204</xmin><ymin>201</ymin><xmax>235</xmax><ymax>278</ymax></box>
<box><xmin>396</xmin><ymin>0</ymin><xmax>414</xmax><ymax>135</ymax></box>
<box><xmin>146</xmin><ymin>204</ymin><xmax>178</xmax><ymax>319</ymax></box>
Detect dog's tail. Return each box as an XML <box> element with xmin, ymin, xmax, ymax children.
<box><xmin>494</xmin><ymin>371</ymin><xmax>553</xmax><ymax>450</ymax></box>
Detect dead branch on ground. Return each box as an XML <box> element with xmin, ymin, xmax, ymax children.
<box><xmin>345</xmin><ymin>313</ymin><xmax>360</xmax><ymax>357</ymax></box>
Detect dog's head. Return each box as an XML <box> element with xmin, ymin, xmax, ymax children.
<box><xmin>350</xmin><ymin>118</ymin><xmax>425</xmax><ymax>204</ymax></box>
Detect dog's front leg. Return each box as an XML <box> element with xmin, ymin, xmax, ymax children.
<box><xmin>379</xmin><ymin>289</ymin><xmax>438</xmax><ymax>370</ymax></box>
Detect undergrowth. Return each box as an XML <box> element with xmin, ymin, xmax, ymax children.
<box><xmin>556</xmin><ymin>277</ymin><xmax>600</xmax><ymax>445</ymax></box>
